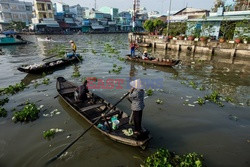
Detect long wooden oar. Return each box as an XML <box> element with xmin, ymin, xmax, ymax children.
<box><xmin>45</xmin><ymin>91</ymin><xmax>130</xmax><ymax>165</ymax></box>
<box><xmin>42</xmin><ymin>55</ymin><xmax>58</xmax><ymax>61</ymax></box>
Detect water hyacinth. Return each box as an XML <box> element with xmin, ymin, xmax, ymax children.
<box><xmin>0</xmin><ymin>82</ymin><xmax>26</xmax><ymax>95</ymax></box>
<box><xmin>43</xmin><ymin>128</ymin><xmax>64</xmax><ymax>140</ymax></box>
<box><xmin>143</xmin><ymin>148</ymin><xmax>203</xmax><ymax>167</ymax></box>
<box><xmin>12</xmin><ymin>102</ymin><xmax>40</xmax><ymax>123</ymax></box>
<box><xmin>72</xmin><ymin>65</ymin><xmax>81</xmax><ymax>78</ymax></box>
<box><xmin>0</xmin><ymin>107</ymin><xmax>7</xmax><ymax>117</ymax></box>
<box><xmin>0</xmin><ymin>97</ymin><xmax>9</xmax><ymax>106</ymax></box>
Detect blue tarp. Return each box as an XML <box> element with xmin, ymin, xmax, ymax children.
<box><xmin>3</xmin><ymin>30</ymin><xmax>16</xmax><ymax>35</ymax></box>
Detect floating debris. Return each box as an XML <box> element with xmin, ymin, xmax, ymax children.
<box><xmin>188</xmin><ymin>104</ymin><xmax>195</xmax><ymax>107</ymax></box>
<box><xmin>228</xmin><ymin>115</ymin><xmax>238</xmax><ymax>121</ymax></box>
<box><xmin>156</xmin><ymin>98</ymin><xmax>163</xmax><ymax>104</ymax></box>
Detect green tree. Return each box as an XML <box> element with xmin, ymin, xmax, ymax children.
<box><xmin>153</xmin><ymin>19</ymin><xmax>165</xmax><ymax>34</ymax></box>
<box><xmin>143</xmin><ymin>20</ymin><xmax>154</xmax><ymax>33</ymax></box>
<box><xmin>163</xmin><ymin>22</ymin><xmax>187</xmax><ymax>36</ymax></box>
<box><xmin>7</xmin><ymin>21</ymin><xmax>26</xmax><ymax>32</ymax></box>
<box><xmin>219</xmin><ymin>21</ymin><xmax>236</xmax><ymax>40</ymax></box>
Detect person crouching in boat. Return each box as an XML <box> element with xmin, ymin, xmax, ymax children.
<box><xmin>74</xmin><ymin>80</ymin><xmax>89</xmax><ymax>103</ymax></box>
<box><xmin>142</xmin><ymin>51</ymin><xmax>149</xmax><ymax>60</ymax></box>
<box><xmin>129</xmin><ymin>79</ymin><xmax>145</xmax><ymax>137</ymax></box>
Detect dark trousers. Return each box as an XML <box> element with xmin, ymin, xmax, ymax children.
<box><xmin>133</xmin><ymin>110</ymin><xmax>143</xmax><ymax>132</ymax></box>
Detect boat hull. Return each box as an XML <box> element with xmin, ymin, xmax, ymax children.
<box><xmin>18</xmin><ymin>57</ymin><xmax>80</xmax><ymax>74</ymax></box>
<box><xmin>56</xmin><ymin>77</ymin><xmax>151</xmax><ymax>147</ymax></box>
<box><xmin>126</xmin><ymin>55</ymin><xmax>180</xmax><ymax>67</ymax></box>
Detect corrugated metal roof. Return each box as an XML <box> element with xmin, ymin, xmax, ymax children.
<box><xmin>188</xmin><ymin>15</ymin><xmax>250</xmax><ymax>22</ymax></box>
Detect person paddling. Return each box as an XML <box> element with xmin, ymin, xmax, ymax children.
<box><xmin>70</xmin><ymin>40</ymin><xmax>77</xmax><ymax>54</ymax></box>
<box><xmin>129</xmin><ymin>79</ymin><xmax>145</xmax><ymax>136</ymax></box>
<box><xmin>130</xmin><ymin>42</ymin><xmax>138</xmax><ymax>58</ymax></box>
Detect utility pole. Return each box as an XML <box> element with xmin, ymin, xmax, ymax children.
<box><xmin>132</xmin><ymin>0</ymin><xmax>136</xmax><ymax>32</ymax></box>
<box><xmin>166</xmin><ymin>0</ymin><xmax>172</xmax><ymax>38</ymax></box>
<box><xmin>94</xmin><ymin>0</ymin><xmax>96</xmax><ymax>10</ymax></box>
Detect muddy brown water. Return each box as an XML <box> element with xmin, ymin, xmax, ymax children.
<box><xmin>0</xmin><ymin>34</ymin><xmax>249</xmax><ymax>167</ymax></box>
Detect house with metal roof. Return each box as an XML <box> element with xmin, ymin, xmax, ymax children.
<box><xmin>186</xmin><ymin>7</ymin><xmax>250</xmax><ymax>40</ymax></box>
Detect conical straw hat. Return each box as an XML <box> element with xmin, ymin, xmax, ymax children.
<box><xmin>130</xmin><ymin>79</ymin><xmax>144</xmax><ymax>89</ymax></box>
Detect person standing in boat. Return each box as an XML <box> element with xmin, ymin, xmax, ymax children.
<box><xmin>129</xmin><ymin>79</ymin><xmax>145</xmax><ymax>136</ymax></box>
<box><xmin>70</xmin><ymin>40</ymin><xmax>77</xmax><ymax>54</ymax></box>
<box><xmin>130</xmin><ymin>42</ymin><xmax>138</xmax><ymax>58</ymax></box>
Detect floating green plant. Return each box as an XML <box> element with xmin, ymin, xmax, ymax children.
<box><xmin>205</xmin><ymin>91</ymin><xmax>224</xmax><ymax>107</ymax></box>
<box><xmin>72</xmin><ymin>65</ymin><xmax>81</xmax><ymax>78</ymax></box>
<box><xmin>91</xmin><ymin>49</ymin><xmax>97</xmax><ymax>54</ymax></box>
<box><xmin>117</xmin><ymin>56</ymin><xmax>125</xmax><ymax>61</ymax></box>
<box><xmin>12</xmin><ymin>102</ymin><xmax>40</xmax><ymax>123</ymax></box>
<box><xmin>33</xmin><ymin>81</ymin><xmax>41</xmax><ymax>88</ymax></box>
<box><xmin>189</xmin><ymin>81</ymin><xmax>197</xmax><ymax>89</ymax></box>
<box><xmin>47</xmin><ymin>44</ymin><xmax>66</xmax><ymax>57</ymax></box>
<box><xmin>43</xmin><ymin>129</ymin><xmax>56</xmax><ymax>140</ymax></box>
<box><xmin>156</xmin><ymin>98</ymin><xmax>163</xmax><ymax>104</ymax></box>
<box><xmin>146</xmin><ymin>88</ymin><xmax>153</xmax><ymax>96</ymax></box>
<box><xmin>143</xmin><ymin>148</ymin><xmax>203</xmax><ymax>167</ymax></box>
<box><xmin>225</xmin><ymin>96</ymin><xmax>234</xmax><ymax>102</ymax></box>
<box><xmin>43</xmin><ymin>128</ymin><xmax>64</xmax><ymax>140</ymax></box>
<box><xmin>199</xmin><ymin>86</ymin><xmax>205</xmax><ymax>91</ymax></box>
<box><xmin>0</xmin><ymin>97</ymin><xmax>9</xmax><ymax>106</ymax></box>
<box><xmin>0</xmin><ymin>82</ymin><xmax>26</xmax><ymax>95</ymax></box>
<box><xmin>197</xmin><ymin>97</ymin><xmax>205</xmax><ymax>106</ymax></box>
<box><xmin>109</xmin><ymin>65</ymin><xmax>122</xmax><ymax>74</ymax></box>
<box><xmin>82</xmin><ymin>49</ymin><xmax>88</xmax><ymax>53</ymax></box>
<box><xmin>42</xmin><ymin>78</ymin><xmax>50</xmax><ymax>85</ymax></box>
<box><xmin>0</xmin><ymin>107</ymin><xmax>7</xmax><ymax>117</ymax></box>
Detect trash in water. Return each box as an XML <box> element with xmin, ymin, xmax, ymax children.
<box><xmin>188</xmin><ymin>104</ymin><xmax>195</xmax><ymax>107</ymax></box>
<box><xmin>228</xmin><ymin>115</ymin><xmax>238</xmax><ymax>121</ymax></box>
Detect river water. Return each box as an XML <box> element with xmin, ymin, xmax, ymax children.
<box><xmin>0</xmin><ymin>34</ymin><xmax>249</xmax><ymax>167</ymax></box>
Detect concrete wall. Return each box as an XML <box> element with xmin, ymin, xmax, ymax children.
<box><xmin>129</xmin><ymin>33</ymin><xmax>250</xmax><ymax>66</ymax></box>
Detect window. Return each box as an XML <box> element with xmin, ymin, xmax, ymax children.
<box><xmin>49</xmin><ymin>13</ymin><xmax>52</xmax><ymax>18</ymax></box>
<box><xmin>47</xmin><ymin>4</ymin><xmax>51</xmax><ymax>10</ymax></box>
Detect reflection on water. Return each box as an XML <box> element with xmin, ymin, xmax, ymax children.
<box><xmin>0</xmin><ymin>34</ymin><xmax>249</xmax><ymax>167</ymax></box>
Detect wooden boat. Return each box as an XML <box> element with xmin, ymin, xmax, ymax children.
<box><xmin>56</xmin><ymin>77</ymin><xmax>151</xmax><ymax>148</ymax></box>
<box><xmin>126</xmin><ymin>55</ymin><xmax>180</xmax><ymax>67</ymax></box>
<box><xmin>0</xmin><ymin>32</ymin><xmax>30</xmax><ymax>46</ymax></box>
<box><xmin>138</xmin><ymin>43</ymin><xmax>151</xmax><ymax>47</ymax></box>
<box><xmin>37</xmin><ymin>37</ymin><xmax>54</xmax><ymax>42</ymax></box>
<box><xmin>18</xmin><ymin>55</ymin><xmax>80</xmax><ymax>74</ymax></box>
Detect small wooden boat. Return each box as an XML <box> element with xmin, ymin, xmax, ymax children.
<box><xmin>138</xmin><ymin>43</ymin><xmax>151</xmax><ymax>47</ymax></box>
<box><xmin>18</xmin><ymin>55</ymin><xmax>80</xmax><ymax>74</ymax></box>
<box><xmin>126</xmin><ymin>55</ymin><xmax>180</xmax><ymax>67</ymax></box>
<box><xmin>37</xmin><ymin>37</ymin><xmax>54</xmax><ymax>42</ymax></box>
<box><xmin>56</xmin><ymin>77</ymin><xmax>151</xmax><ymax>148</ymax></box>
<box><xmin>0</xmin><ymin>32</ymin><xmax>30</xmax><ymax>46</ymax></box>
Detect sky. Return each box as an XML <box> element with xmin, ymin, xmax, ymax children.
<box><xmin>27</xmin><ymin>0</ymin><xmax>217</xmax><ymax>14</ymax></box>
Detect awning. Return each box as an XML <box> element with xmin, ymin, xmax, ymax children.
<box><xmin>46</xmin><ymin>24</ymin><xmax>60</xmax><ymax>28</ymax></box>
<box><xmin>91</xmin><ymin>25</ymin><xmax>105</xmax><ymax>29</ymax></box>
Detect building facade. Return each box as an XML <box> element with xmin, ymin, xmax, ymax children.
<box><xmin>186</xmin><ymin>7</ymin><xmax>250</xmax><ymax>40</ymax></box>
<box><xmin>31</xmin><ymin>0</ymin><xmax>59</xmax><ymax>33</ymax></box>
<box><xmin>0</xmin><ymin>0</ymin><xmax>32</xmax><ymax>31</ymax></box>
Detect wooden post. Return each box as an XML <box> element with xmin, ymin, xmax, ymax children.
<box><xmin>209</xmin><ymin>47</ymin><xmax>215</xmax><ymax>61</ymax></box>
<box><xmin>192</xmin><ymin>45</ymin><xmax>196</xmax><ymax>59</ymax></box>
<box><xmin>230</xmin><ymin>49</ymin><xmax>237</xmax><ymax>64</ymax></box>
<box><xmin>164</xmin><ymin>43</ymin><xmax>168</xmax><ymax>50</ymax></box>
<box><xmin>178</xmin><ymin>44</ymin><xmax>181</xmax><ymax>51</ymax></box>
